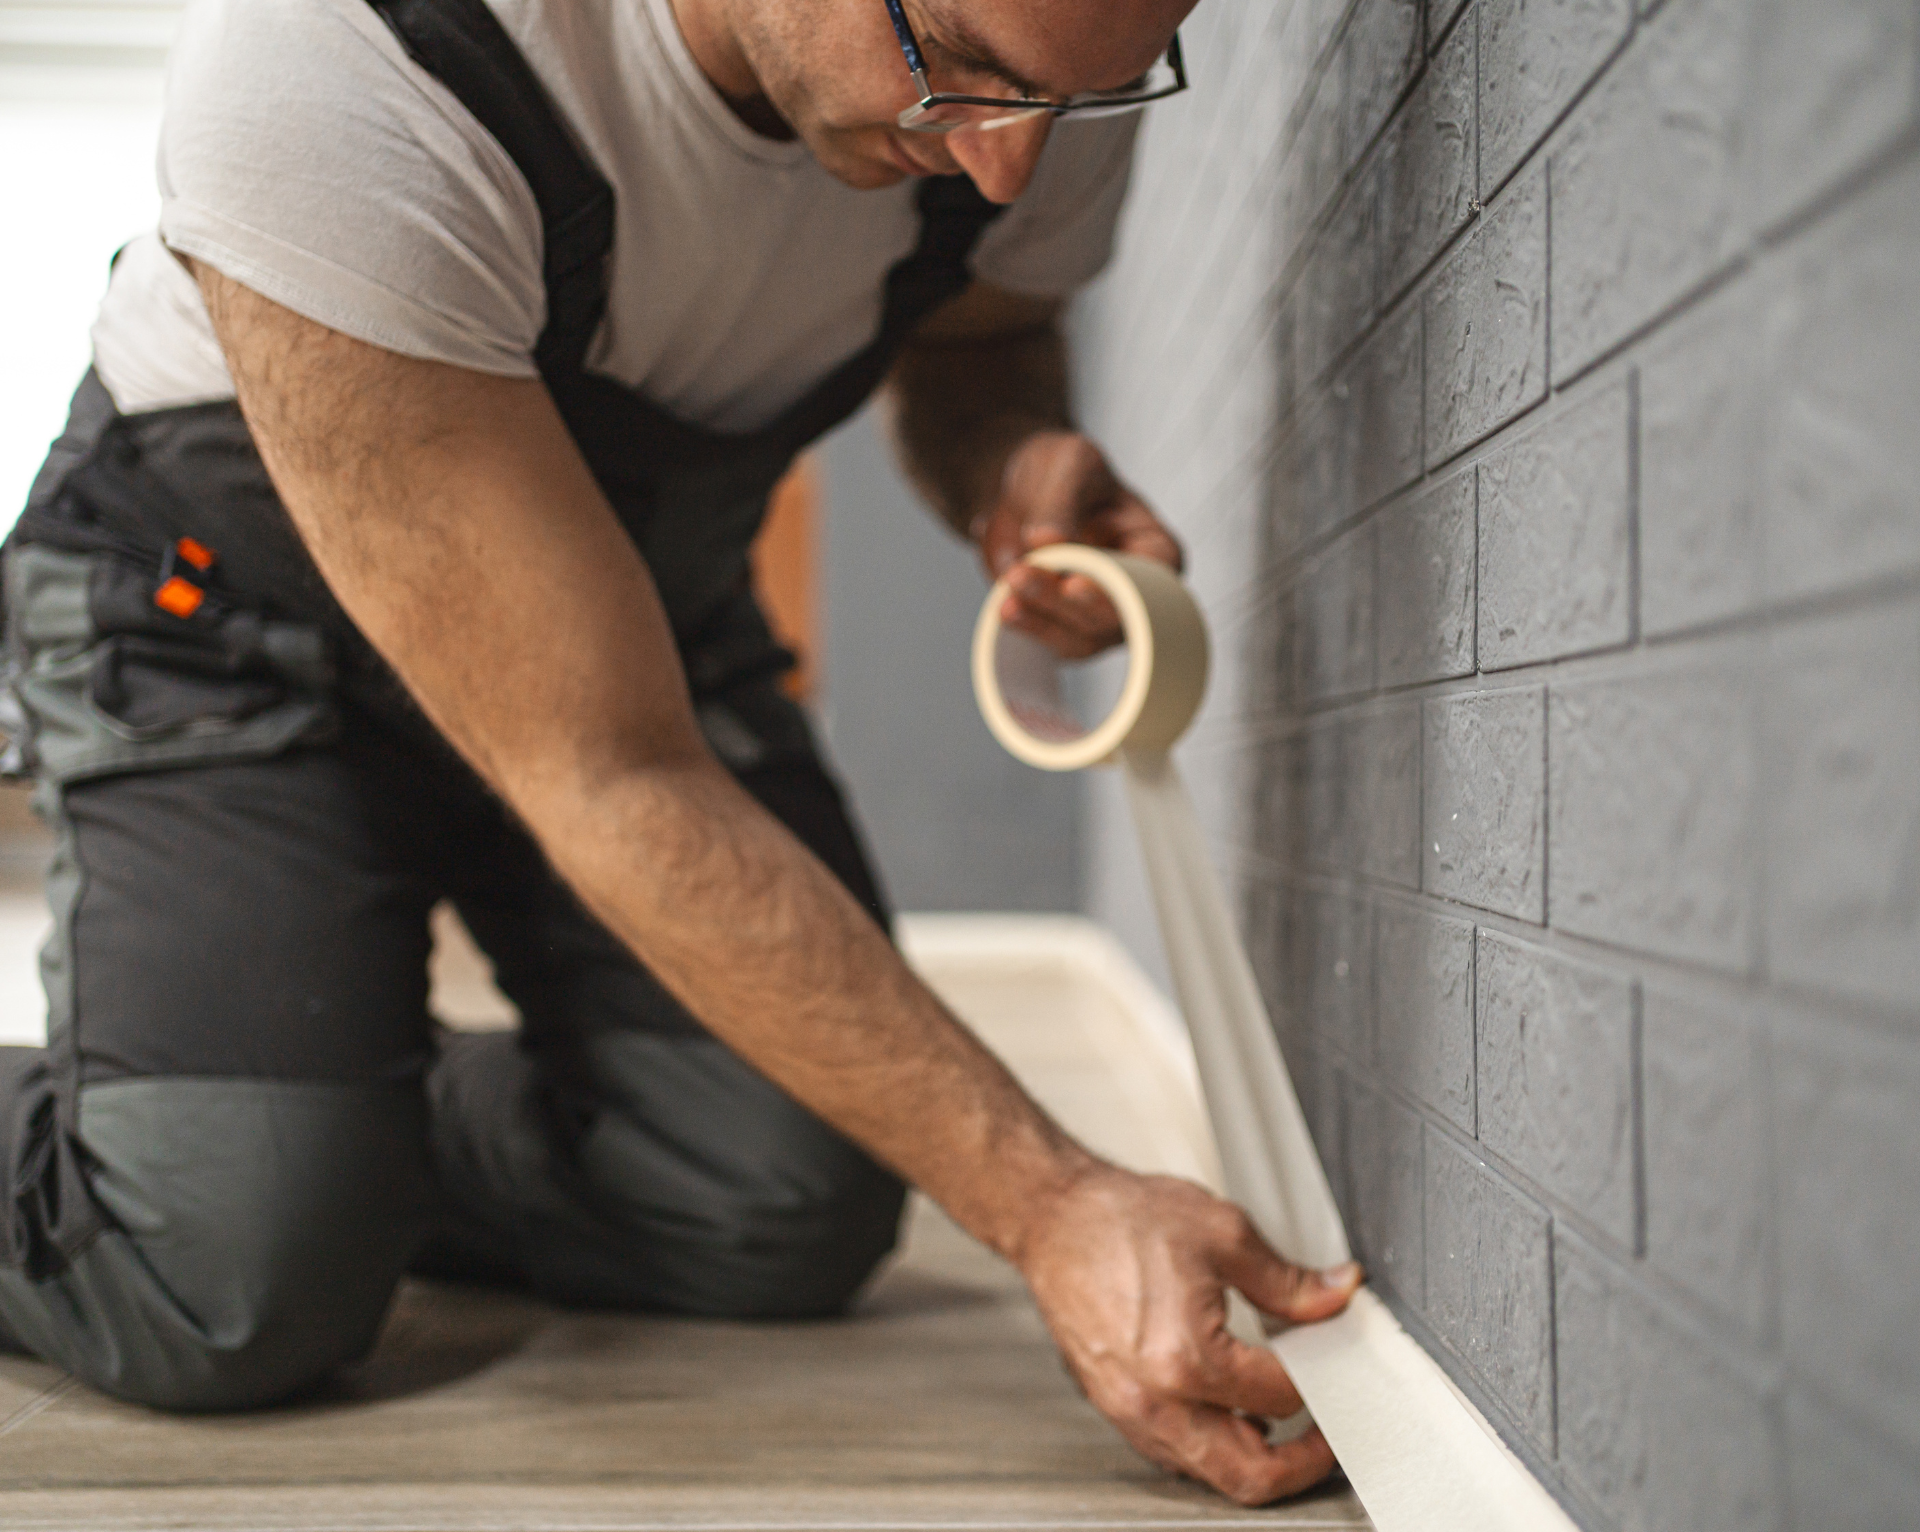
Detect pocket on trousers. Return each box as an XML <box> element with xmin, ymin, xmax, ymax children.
<box><xmin>5</xmin><ymin>545</ymin><xmax>334</xmax><ymax>785</ymax></box>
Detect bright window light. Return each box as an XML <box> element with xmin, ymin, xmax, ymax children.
<box><xmin>0</xmin><ymin>2</ymin><xmax>182</xmax><ymax>534</ymax></box>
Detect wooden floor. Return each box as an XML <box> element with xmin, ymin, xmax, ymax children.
<box><xmin>0</xmin><ymin>862</ymin><xmax>1371</xmax><ymax>1531</ymax></box>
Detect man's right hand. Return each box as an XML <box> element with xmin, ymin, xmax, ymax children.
<box><xmin>1017</xmin><ymin>1165</ymin><xmax>1362</xmax><ymax>1507</ymax></box>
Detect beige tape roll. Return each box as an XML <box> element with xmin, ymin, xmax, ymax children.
<box><xmin>971</xmin><ymin>544</ymin><xmax>1210</xmax><ymax>770</ymax></box>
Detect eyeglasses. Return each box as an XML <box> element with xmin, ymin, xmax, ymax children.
<box><xmin>883</xmin><ymin>0</ymin><xmax>1187</xmax><ymax>136</ymax></box>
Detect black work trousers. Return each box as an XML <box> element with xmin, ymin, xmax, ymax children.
<box><xmin>0</xmin><ymin>542</ymin><xmax>904</xmax><ymax>1412</ymax></box>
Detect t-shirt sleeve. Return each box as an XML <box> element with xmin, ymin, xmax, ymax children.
<box><xmin>968</xmin><ymin>114</ymin><xmax>1140</xmax><ymax>300</ymax></box>
<box><xmin>157</xmin><ymin>0</ymin><xmax>546</xmax><ymax>377</ymax></box>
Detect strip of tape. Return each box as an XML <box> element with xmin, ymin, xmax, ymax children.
<box><xmin>973</xmin><ymin>546</ymin><xmax>1578</xmax><ymax>1532</ymax></box>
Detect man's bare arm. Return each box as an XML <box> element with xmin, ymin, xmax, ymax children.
<box><xmin>887</xmin><ymin>282</ymin><xmax>1072</xmax><ymax>540</ymax></box>
<box><xmin>885</xmin><ymin>283</ymin><xmax>1181</xmax><ymax>658</ymax></box>
<box><xmin>196</xmin><ymin>265</ymin><xmax>1356</xmax><ymax>1507</ymax></box>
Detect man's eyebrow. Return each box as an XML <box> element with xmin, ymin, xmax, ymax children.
<box><xmin>920</xmin><ymin>12</ymin><xmax>1051</xmax><ymax>98</ymax></box>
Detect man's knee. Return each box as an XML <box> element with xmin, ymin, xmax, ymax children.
<box><xmin>544</xmin><ymin>1104</ymin><xmax>908</xmax><ymax>1320</ymax></box>
<box><xmin>15</xmin><ymin>1077</ymin><xmax>433</xmax><ymax>1412</ymax></box>
<box><xmin>688</xmin><ymin>1157</ymin><xmax>908</xmax><ymax>1320</ymax></box>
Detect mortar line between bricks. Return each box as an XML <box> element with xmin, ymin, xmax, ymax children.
<box><xmin>1544</xmin><ymin>1212</ymin><xmax>1559</xmax><ymax>1458</ymax></box>
<box><xmin>1348</xmin><ymin>1039</ymin><xmax>1792</xmax><ymax>1367</ymax></box>
<box><xmin>1629</xmin><ymin>983</ymin><xmax>1646</xmax><ymax>1260</ymax></box>
<box><xmin>1350</xmin><ymin>1055</ymin><xmax>1679</xmax><ymax>1298</ymax></box>
<box><xmin>1746</xmin><ymin>119</ymin><xmax>1920</xmax><ymax>253</ymax></box>
<box><xmin>1474</xmin><ymin>13</ymin><xmax>1636</xmax><ymax>211</ymax></box>
<box><xmin>1271</xmin><ymin>355</ymin><xmax>1631</xmax><ymax>580</ymax></box>
<box><xmin>1260</xmin><ymin>857</ymin><xmax>1920</xmax><ymax>1040</ymax></box>
<box><xmin>1368</xmin><ymin>1276</ymin><xmax>1577</xmax><ymax>1505</ymax></box>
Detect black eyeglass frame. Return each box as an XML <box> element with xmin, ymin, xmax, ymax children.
<box><xmin>882</xmin><ymin>0</ymin><xmax>1187</xmax><ymax>127</ymax></box>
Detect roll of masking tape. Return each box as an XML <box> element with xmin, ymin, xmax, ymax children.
<box><xmin>972</xmin><ymin>545</ymin><xmax>1349</xmax><ymax>1272</ymax></box>
<box><xmin>972</xmin><ymin>551</ymin><xmax>1581</xmax><ymax>1532</ymax></box>
<box><xmin>972</xmin><ymin>544</ymin><xmax>1210</xmax><ymax>771</ymax></box>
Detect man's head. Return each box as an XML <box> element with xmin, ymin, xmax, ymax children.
<box><xmin>714</xmin><ymin>0</ymin><xmax>1196</xmax><ymax>203</ymax></box>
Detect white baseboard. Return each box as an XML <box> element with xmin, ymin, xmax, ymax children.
<box><xmin>898</xmin><ymin>912</ymin><xmax>1580</xmax><ymax>1532</ymax></box>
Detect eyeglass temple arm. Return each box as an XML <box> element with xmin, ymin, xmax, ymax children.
<box><xmin>882</xmin><ymin>0</ymin><xmax>932</xmax><ymax>91</ymax></box>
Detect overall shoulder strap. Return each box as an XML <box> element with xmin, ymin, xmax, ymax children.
<box><xmin>365</xmin><ymin>0</ymin><xmax>614</xmax><ymax>373</ymax></box>
<box><xmin>763</xmin><ymin>173</ymin><xmax>1006</xmax><ymax>453</ymax></box>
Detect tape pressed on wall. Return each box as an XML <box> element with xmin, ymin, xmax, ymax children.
<box><xmin>973</xmin><ymin>546</ymin><xmax>1578</xmax><ymax>1532</ymax></box>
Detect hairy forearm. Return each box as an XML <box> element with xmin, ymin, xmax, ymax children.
<box><xmin>887</xmin><ymin>320</ymin><xmax>1071</xmax><ymax>540</ymax></box>
<box><xmin>536</xmin><ymin>755</ymin><xmax>1098</xmax><ymax>1261</ymax></box>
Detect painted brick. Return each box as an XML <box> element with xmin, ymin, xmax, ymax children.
<box><xmin>1556</xmin><ymin>1233</ymin><xmax>1782</xmax><ymax>1532</ymax></box>
<box><xmin>1308</xmin><ymin>0</ymin><xmax>1353</xmax><ymax>66</ymax></box>
<box><xmin>1272</xmin><ymin>280</ymin><xmax>1308</xmax><ymax>427</ymax></box>
<box><xmin>1304</xmin><ymin>883</ymin><xmax>1373</xmax><ymax>1057</ymax></box>
<box><xmin>1638</xmin><ymin>279</ymin><xmax>1766</xmax><ymax>637</ymax></box>
<box><xmin>1377</xmin><ymin>471</ymin><xmax>1477</xmax><ymax>688</ymax></box>
<box><xmin>1423</xmin><ymin>687</ymin><xmax>1546</xmax><ymax>922</ymax></box>
<box><xmin>1374</xmin><ymin>902</ymin><xmax>1477</xmax><ymax>1130</ymax></box>
<box><xmin>1425</xmin><ymin>1130</ymin><xmax>1556</xmax><ymax>1449</ymax></box>
<box><xmin>1763</xmin><ymin>157</ymin><xmax>1920</xmax><ymax>608</ymax></box>
<box><xmin>1773</xmin><ymin>1017</ymin><xmax>1920</xmax><ymax>1453</ymax></box>
<box><xmin>1746</xmin><ymin>0</ymin><xmax>1919</xmax><ymax>233</ymax></box>
<box><xmin>1549</xmin><ymin>0</ymin><xmax>1752</xmax><ymax>377</ymax></box>
<box><xmin>1548</xmin><ymin>655</ymin><xmax>1759</xmax><ymax>971</ymax></box>
<box><xmin>1762</xmin><ymin>603</ymin><xmax>1920</xmax><ymax>1012</ymax></box>
<box><xmin>1477</xmin><ymin>381</ymin><xmax>1633</xmax><ymax>670</ymax></box>
<box><xmin>1424</xmin><ymin>168</ymin><xmax>1549</xmax><ymax>463</ymax></box>
<box><xmin>1378</xmin><ymin>6</ymin><xmax>1477</xmax><ymax>305</ymax></box>
<box><xmin>1304</xmin><ymin>1047</ymin><xmax>1348</xmax><ymax>1206</ymax></box>
<box><xmin>1348</xmin><ymin>300</ymin><xmax>1423</xmax><ymax>510</ymax></box>
<box><xmin>1479</xmin><ymin>0</ymin><xmax>1631</xmax><ymax>196</ymax></box>
<box><xmin>1299</xmin><ymin>64</ymin><xmax>1350</xmax><ymax>227</ymax></box>
<box><xmin>1476</xmin><ymin>932</ymin><xmax>1637</xmax><ymax>1247</ymax></box>
<box><xmin>1302</xmin><ymin>713</ymin><xmax>1344</xmax><ymax>870</ymax></box>
<box><xmin>1343</xmin><ymin>1076</ymin><xmax>1426</xmax><ymax>1304</ymax></box>
<box><xmin>1346</xmin><ymin>700</ymin><xmax>1422</xmax><ymax>887</ymax></box>
<box><xmin>1343</xmin><ymin>0</ymin><xmax>1425</xmax><ymax>166</ymax></box>
<box><xmin>1272</xmin><ymin>391</ymin><xmax>1354</xmax><ymax>550</ymax></box>
<box><xmin>1641</xmin><ymin>986</ymin><xmax>1772</xmax><ymax>1339</ymax></box>
<box><xmin>1295</xmin><ymin>524</ymin><xmax>1376</xmax><ymax>703</ymax></box>
<box><xmin>1305</xmin><ymin>182</ymin><xmax>1378</xmax><ymax>382</ymax></box>
<box><xmin>1786</xmin><ymin>1393</ymin><xmax>1920</xmax><ymax>1532</ymax></box>
<box><xmin>1245</xmin><ymin>875</ymin><xmax>1295</xmax><ymax>1040</ymax></box>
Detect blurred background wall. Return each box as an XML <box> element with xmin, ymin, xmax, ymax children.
<box><xmin>816</xmin><ymin>408</ymin><xmax>1081</xmax><ymax>913</ymax></box>
<box><xmin>1076</xmin><ymin>0</ymin><xmax>1920</xmax><ymax>1526</ymax></box>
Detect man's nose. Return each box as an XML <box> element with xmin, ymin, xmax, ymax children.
<box><xmin>944</xmin><ymin>113</ymin><xmax>1053</xmax><ymax>204</ymax></box>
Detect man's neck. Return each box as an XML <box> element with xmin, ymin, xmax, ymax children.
<box><xmin>667</xmin><ymin>0</ymin><xmax>797</xmax><ymax>140</ymax></box>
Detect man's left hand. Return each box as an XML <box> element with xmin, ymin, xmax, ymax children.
<box><xmin>974</xmin><ymin>430</ymin><xmax>1182</xmax><ymax>659</ymax></box>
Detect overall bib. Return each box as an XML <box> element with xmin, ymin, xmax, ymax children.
<box><xmin>0</xmin><ymin>0</ymin><xmax>1004</xmax><ymax>1411</ymax></box>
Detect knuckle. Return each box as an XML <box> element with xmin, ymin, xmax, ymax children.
<box><xmin>1141</xmin><ymin>1344</ymin><xmax>1206</xmax><ymax>1398</ymax></box>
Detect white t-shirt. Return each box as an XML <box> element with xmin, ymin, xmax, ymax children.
<box><xmin>91</xmin><ymin>0</ymin><xmax>1139</xmax><ymax>430</ymax></box>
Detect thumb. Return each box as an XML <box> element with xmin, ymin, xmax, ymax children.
<box><xmin>1217</xmin><ymin>1225</ymin><xmax>1363</xmax><ymax>1325</ymax></box>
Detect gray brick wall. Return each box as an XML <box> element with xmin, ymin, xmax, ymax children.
<box><xmin>1077</xmin><ymin>0</ymin><xmax>1920</xmax><ymax>1521</ymax></box>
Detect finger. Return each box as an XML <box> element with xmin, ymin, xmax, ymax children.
<box><xmin>1004</xmin><ymin>568</ymin><xmax>1121</xmax><ymax>641</ymax></box>
<box><xmin>1151</xmin><ymin>1400</ymin><xmax>1339</xmax><ymax>1508</ymax></box>
<box><xmin>1000</xmin><ymin>599</ymin><xmax>1113</xmax><ymax>660</ymax></box>
<box><xmin>1191</xmin><ymin>1332</ymin><xmax>1307</xmax><ymax>1420</ymax></box>
<box><xmin>1214</xmin><ymin>1217</ymin><xmax>1363</xmax><ymax>1325</ymax></box>
<box><xmin>1081</xmin><ymin>500</ymin><xmax>1185</xmax><ymax>572</ymax></box>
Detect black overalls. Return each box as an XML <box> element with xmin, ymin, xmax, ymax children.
<box><xmin>0</xmin><ymin>0</ymin><xmax>1003</xmax><ymax>1411</ymax></box>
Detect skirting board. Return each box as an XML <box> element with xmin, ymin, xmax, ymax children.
<box><xmin>897</xmin><ymin>913</ymin><xmax>1580</xmax><ymax>1532</ymax></box>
